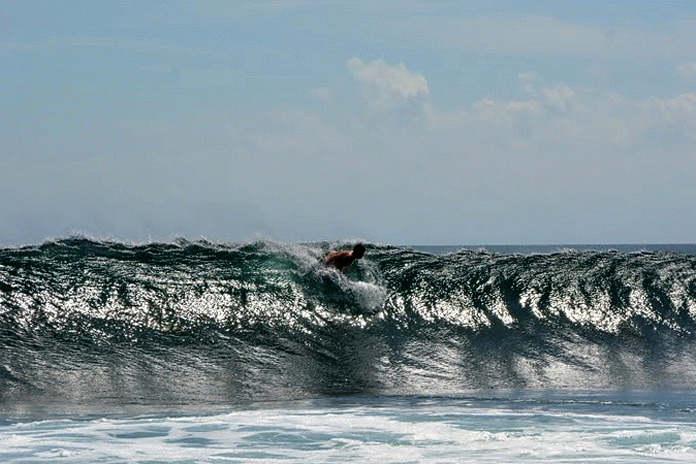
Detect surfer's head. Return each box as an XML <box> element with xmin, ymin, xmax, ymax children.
<box><xmin>352</xmin><ymin>243</ymin><xmax>366</xmax><ymax>259</ymax></box>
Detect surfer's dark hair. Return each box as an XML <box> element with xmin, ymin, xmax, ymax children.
<box><xmin>352</xmin><ymin>243</ymin><xmax>366</xmax><ymax>258</ymax></box>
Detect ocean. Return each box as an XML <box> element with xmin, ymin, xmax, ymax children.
<box><xmin>2</xmin><ymin>238</ymin><xmax>696</xmax><ymax>462</ymax></box>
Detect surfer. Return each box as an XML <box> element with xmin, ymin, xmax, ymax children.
<box><xmin>323</xmin><ymin>243</ymin><xmax>366</xmax><ymax>272</ymax></box>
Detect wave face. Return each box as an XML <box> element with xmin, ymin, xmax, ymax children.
<box><xmin>2</xmin><ymin>238</ymin><xmax>696</xmax><ymax>408</ymax></box>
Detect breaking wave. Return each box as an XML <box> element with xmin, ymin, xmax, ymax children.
<box><xmin>2</xmin><ymin>238</ymin><xmax>696</xmax><ymax>407</ymax></box>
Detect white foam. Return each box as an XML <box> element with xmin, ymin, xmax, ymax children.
<box><xmin>3</xmin><ymin>397</ymin><xmax>696</xmax><ymax>463</ymax></box>
<box><xmin>343</xmin><ymin>280</ymin><xmax>388</xmax><ymax>314</ymax></box>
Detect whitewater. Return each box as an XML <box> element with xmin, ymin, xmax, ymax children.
<box><xmin>2</xmin><ymin>238</ymin><xmax>696</xmax><ymax>462</ymax></box>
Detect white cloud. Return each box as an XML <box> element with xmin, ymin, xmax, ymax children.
<box><xmin>676</xmin><ymin>62</ymin><xmax>696</xmax><ymax>78</ymax></box>
<box><xmin>652</xmin><ymin>92</ymin><xmax>696</xmax><ymax>119</ymax></box>
<box><xmin>343</xmin><ymin>57</ymin><xmax>647</xmax><ymax>149</ymax></box>
<box><xmin>344</xmin><ymin>57</ymin><xmax>696</xmax><ymax>148</ymax></box>
<box><xmin>467</xmin><ymin>82</ymin><xmax>688</xmax><ymax>147</ymax></box>
<box><xmin>644</xmin><ymin>93</ymin><xmax>696</xmax><ymax>134</ymax></box>
<box><xmin>542</xmin><ymin>84</ymin><xmax>577</xmax><ymax>113</ymax></box>
<box><xmin>347</xmin><ymin>57</ymin><xmax>429</xmax><ymax>108</ymax></box>
<box><xmin>518</xmin><ymin>72</ymin><xmax>539</xmax><ymax>95</ymax></box>
<box><xmin>471</xmin><ymin>84</ymin><xmax>696</xmax><ymax>147</ymax></box>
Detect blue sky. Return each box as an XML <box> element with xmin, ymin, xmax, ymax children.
<box><xmin>2</xmin><ymin>1</ymin><xmax>695</xmax><ymax>245</ymax></box>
